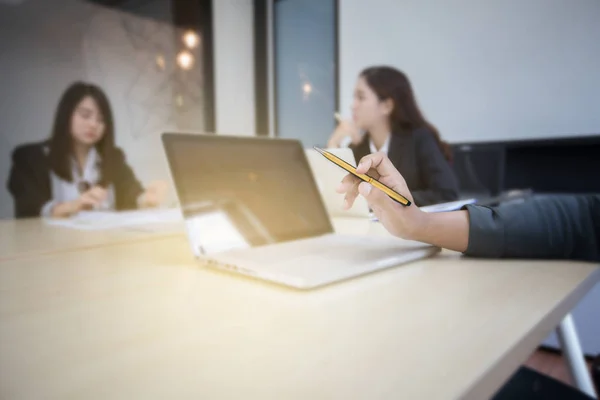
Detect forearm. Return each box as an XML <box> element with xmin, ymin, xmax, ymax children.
<box><xmin>410</xmin><ymin>195</ymin><xmax>600</xmax><ymax>262</ymax></box>
<box><xmin>463</xmin><ymin>195</ymin><xmax>599</xmax><ymax>261</ymax></box>
<box><xmin>412</xmin><ymin>195</ymin><xmax>600</xmax><ymax>262</ymax></box>
<box><xmin>412</xmin><ymin>210</ymin><xmax>470</xmax><ymax>253</ymax></box>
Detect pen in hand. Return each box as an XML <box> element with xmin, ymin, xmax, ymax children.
<box><xmin>314</xmin><ymin>147</ymin><xmax>412</xmax><ymax>207</ymax></box>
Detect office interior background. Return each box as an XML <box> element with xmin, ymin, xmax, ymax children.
<box><xmin>0</xmin><ymin>0</ymin><xmax>599</xmax><ymax>353</ymax></box>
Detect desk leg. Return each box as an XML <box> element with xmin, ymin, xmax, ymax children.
<box><xmin>556</xmin><ymin>313</ymin><xmax>597</xmax><ymax>398</ymax></box>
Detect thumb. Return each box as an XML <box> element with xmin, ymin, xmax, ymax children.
<box><xmin>358</xmin><ymin>182</ymin><xmax>394</xmax><ymax>213</ymax></box>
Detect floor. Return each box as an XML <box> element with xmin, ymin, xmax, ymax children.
<box><xmin>525</xmin><ymin>347</ymin><xmax>593</xmax><ymax>387</ymax></box>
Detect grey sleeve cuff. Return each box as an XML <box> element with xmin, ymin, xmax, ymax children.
<box><xmin>462</xmin><ymin>204</ymin><xmax>505</xmax><ymax>258</ymax></box>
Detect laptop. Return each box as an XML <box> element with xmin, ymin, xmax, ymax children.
<box><xmin>162</xmin><ymin>133</ymin><xmax>439</xmax><ymax>289</ymax></box>
<box><xmin>305</xmin><ymin>147</ymin><xmax>372</xmax><ymax>218</ymax></box>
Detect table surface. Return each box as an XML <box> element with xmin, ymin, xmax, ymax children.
<box><xmin>0</xmin><ymin>217</ymin><xmax>184</xmax><ymax>262</ymax></box>
<box><xmin>0</xmin><ymin>218</ymin><xmax>598</xmax><ymax>399</ymax></box>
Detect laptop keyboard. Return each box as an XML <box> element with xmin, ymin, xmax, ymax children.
<box><xmin>207</xmin><ymin>233</ymin><xmax>437</xmax><ymax>288</ymax></box>
<box><xmin>227</xmin><ymin>234</ymin><xmax>422</xmax><ymax>265</ymax></box>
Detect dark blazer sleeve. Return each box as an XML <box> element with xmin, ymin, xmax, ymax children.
<box><xmin>411</xmin><ymin>129</ymin><xmax>460</xmax><ymax>206</ymax></box>
<box><xmin>7</xmin><ymin>144</ymin><xmax>52</xmax><ymax>218</ymax></box>
<box><xmin>464</xmin><ymin>195</ymin><xmax>600</xmax><ymax>262</ymax></box>
<box><xmin>111</xmin><ymin>147</ymin><xmax>144</xmax><ymax>211</ymax></box>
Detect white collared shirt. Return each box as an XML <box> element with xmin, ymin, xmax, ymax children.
<box><xmin>41</xmin><ymin>147</ymin><xmax>115</xmax><ymax>217</ymax></box>
<box><xmin>369</xmin><ymin>135</ymin><xmax>391</xmax><ymax>155</ymax></box>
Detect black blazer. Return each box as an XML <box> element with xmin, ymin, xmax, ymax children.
<box><xmin>7</xmin><ymin>141</ymin><xmax>144</xmax><ymax>218</ymax></box>
<box><xmin>351</xmin><ymin>128</ymin><xmax>459</xmax><ymax>206</ymax></box>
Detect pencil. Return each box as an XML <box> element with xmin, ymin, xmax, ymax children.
<box><xmin>314</xmin><ymin>147</ymin><xmax>412</xmax><ymax>206</ymax></box>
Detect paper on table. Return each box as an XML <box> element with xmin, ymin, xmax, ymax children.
<box><xmin>44</xmin><ymin>208</ymin><xmax>183</xmax><ymax>231</ymax></box>
<box><xmin>420</xmin><ymin>198</ymin><xmax>477</xmax><ymax>213</ymax></box>
<box><xmin>369</xmin><ymin>198</ymin><xmax>477</xmax><ymax>222</ymax></box>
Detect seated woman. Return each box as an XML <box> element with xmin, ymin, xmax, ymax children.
<box><xmin>7</xmin><ymin>81</ymin><xmax>166</xmax><ymax>218</ymax></box>
<box><xmin>328</xmin><ymin>66</ymin><xmax>459</xmax><ymax>206</ymax></box>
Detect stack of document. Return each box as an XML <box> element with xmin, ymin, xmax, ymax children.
<box><xmin>44</xmin><ymin>208</ymin><xmax>183</xmax><ymax>231</ymax></box>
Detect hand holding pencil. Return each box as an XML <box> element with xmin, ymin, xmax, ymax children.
<box><xmin>314</xmin><ymin>147</ymin><xmax>411</xmax><ymax>206</ymax></box>
<box><xmin>335</xmin><ymin>151</ymin><xmax>427</xmax><ymax>239</ymax></box>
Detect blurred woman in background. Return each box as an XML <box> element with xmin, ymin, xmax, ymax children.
<box><xmin>8</xmin><ymin>81</ymin><xmax>166</xmax><ymax>218</ymax></box>
<box><xmin>328</xmin><ymin>66</ymin><xmax>459</xmax><ymax>206</ymax></box>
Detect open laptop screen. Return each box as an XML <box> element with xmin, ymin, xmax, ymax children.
<box><xmin>162</xmin><ymin>133</ymin><xmax>333</xmax><ymax>254</ymax></box>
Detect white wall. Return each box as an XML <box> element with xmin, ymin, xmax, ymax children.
<box><xmin>0</xmin><ymin>0</ymin><xmax>205</xmax><ymax>218</ymax></box>
<box><xmin>339</xmin><ymin>0</ymin><xmax>600</xmax><ymax>143</ymax></box>
<box><xmin>213</xmin><ymin>0</ymin><xmax>256</xmax><ymax>136</ymax></box>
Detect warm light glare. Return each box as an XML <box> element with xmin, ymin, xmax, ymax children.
<box><xmin>183</xmin><ymin>31</ymin><xmax>200</xmax><ymax>49</ymax></box>
<box><xmin>155</xmin><ymin>54</ymin><xmax>166</xmax><ymax>70</ymax></box>
<box><xmin>302</xmin><ymin>82</ymin><xmax>313</xmax><ymax>94</ymax></box>
<box><xmin>187</xmin><ymin>211</ymin><xmax>250</xmax><ymax>254</ymax></box>
<box><xmin>176</xmin><ymin>50</ymin><xmax>194</xmax><ymax>70</ymax></box>
<box><xmin>175</xmin><ymin>94</ymin><xmax>184</xmax><ymax>107</ymax></box>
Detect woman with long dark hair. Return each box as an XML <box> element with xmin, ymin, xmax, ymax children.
<box><xmin>328</xmin><ymin>66</ymin><xmax>459</xmax><ymax>206</ymax></box>
<box><xmin>8</xmin><ymin>81</ymin><xmax>166</xmax><ymax>218</ymax></box>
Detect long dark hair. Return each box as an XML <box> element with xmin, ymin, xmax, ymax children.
<box><xmin>48</xmin><ymin>81</ymin><xmax>116</xmax><ymax>185</ymax></box>
<box><xmin>360</xmin><ymin>66</ymin><xmax>453</xmax><ymax>163</ymax></box>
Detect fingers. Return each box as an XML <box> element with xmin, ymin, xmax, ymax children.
<box><xmin>350</xmin><ymin>130</ymin><xmax>363</xmax><ymax>145</ymax></box>
<box><xmin>336</xmin><ymin>162</ymin><xmax>414</xmax><ymax>214</ymax></box>
<box><xmin>356</xmin><ymin>153</ymin><xmax>398</xmax><ymax>178</ymax></box>
<box><xmin>358</xmin><ymin>181</ymin><xmax>396</xmax><ymax>214</ymax></box>
<box><xmin>336</xmin><ymin>174</ymin><xmax>360</xmax><ymax>209</ymax></box>
<box><xmin>336</xmin><ymin>153</ymin><xmax>414</xmax><ymax>212</ymax></box>
<box><xmin>140</xmin><ymin>181</ymin><xmax>168</xmax><ymax>207</ymax></box>
<box><xmin>148</xmin><ymin>180</ymin><xmax>168</xmax><ymax>191</ymax></box>
<box><xmin>88</xmin><ymin>186</ymin><xmax>108</xmax><ymax>202</ymax></box>
<box><xmin>335</xmin><ymin>173</ymin><xmax>359</xmax><ymax>192</ymax></box>
<box><xmin>329</xmin><ymin>119</ymin><xmax>358</xmax><ymax>147</ymax></box>
<box><xmin>81</xmin><ymin>194</ymin><xmax>102</xmax><ymax>207</ymax></box>
<box><xmin>328</xmin><ymin>126</ymin><xmax>346</xmax><ymax>148</ymax></box>
<box><xmin>146</xmin><ymin>182</ymin><xmax>167</xmax><ymax>199</ymax></box>
<box><xmin>139</xmin><ymin>192</ymin><xmax>159</xmax><ymax>208</ymax></box>
<box><xmin>78</xmin><ymin>195</ymin><xmax>98</xmax><ymax>210</ymax></box>
<box><xmin>79</xmin><ymin>186</ymin><xmax>108</xmax><ymax>210</ymax></box>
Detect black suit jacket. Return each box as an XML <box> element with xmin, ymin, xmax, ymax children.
<box><xmin>7</xmin><ymin>141</ymin><xmax>144</xmax><ymax>218</ymax></box>
<box><xmin>351</xmin><ymin>128</ymin><xmax>459</xmax><ymax>206</ymax></box>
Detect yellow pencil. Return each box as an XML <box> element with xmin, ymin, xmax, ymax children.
<box><xmin>313</xmin><ymin>147</ymin><xmax>412</xmax><ymax>206</ymax></box>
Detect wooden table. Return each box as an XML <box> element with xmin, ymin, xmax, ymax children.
<box><xmin>0</xmin><ymin>217</ymin><xmax>372</xmax><ymax>263</ymax></box>
<box><xmin>0</xmin><ymin>218</ymin><xmax>184</xmax><ymax>262</ymax></box>
<box><xmin>0</xmin><ymin>218</ymin><xmax>598</xmax><ymax>399</ymax></box>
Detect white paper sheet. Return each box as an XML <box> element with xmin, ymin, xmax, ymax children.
<box><xmin>369</xmin><ymin>198</ymin><xmax>477</xmax><ymax>222</ymax></box>
<box><xmin>44</xmin><ymin>208</ymin><xmax>183</xmax><ymax>231</ymax></box>
<box><xmin>419</xmin><ymin>198</ymin><xmax>477</xmax><ymax>213</ymax></box>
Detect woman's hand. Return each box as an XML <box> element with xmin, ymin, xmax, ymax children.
<box><xmin>51</xmin><ymin>185</ymin><xmax>108</xmax><ymax>218</ymax></box>
<box><xmin>138</xmin><ymin>180</ymin><xmax>168</xmax><ymax>208</ymax></box>
<box><xmin>327</xmin><ymin>118</ymin><xmax>362</xmax><ymax>148</ymax></box>
<box><xmin>336</xmin><ymin>152</ymin><xmax>426</xmax><ymax>240</ymax></box>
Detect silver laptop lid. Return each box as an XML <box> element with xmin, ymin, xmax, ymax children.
<box><xmin>162</xmin><ymin>133</ymin><xmax>333</xmax><ymax>257</ymax></box>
